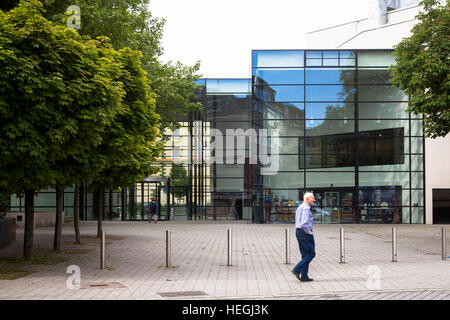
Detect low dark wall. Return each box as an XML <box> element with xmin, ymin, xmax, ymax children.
<box><xmin>0</xmin><ymin>217</ymin><xmax>16</xmax><ymax>248</ymax></box>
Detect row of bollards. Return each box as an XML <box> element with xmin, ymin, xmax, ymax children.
<box><xmin>98</xmin><ymin>226</ymin><xmax>448</xmax><ymax>269</ymax></box>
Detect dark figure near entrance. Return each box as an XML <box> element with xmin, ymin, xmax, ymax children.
<box><xmin>148</xmin><ymin>198</ymin><xmax>158</xmax><ymax>223</ymax></box>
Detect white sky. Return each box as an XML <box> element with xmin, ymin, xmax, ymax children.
<box><xmin>150</xmin><ymin>0</ymin><xmax>370</xmax><ymax>78</ymax></box>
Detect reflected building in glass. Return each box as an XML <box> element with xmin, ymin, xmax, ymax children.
<box><xmin>7</xmin><ymin>50</ymin><xmax>425</xmax><ymax>225</ymax></box>
<box><xmin>187</xmin><ymin>49</ymin><xmax>424</xmax><ymax>224</ymax></box>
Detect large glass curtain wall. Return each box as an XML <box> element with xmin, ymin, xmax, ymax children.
<box><xmin>252</xmin><ymin>49</ymin><xmax>424</xmax><ymax>224</ymax></box>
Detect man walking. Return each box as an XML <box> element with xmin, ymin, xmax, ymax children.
<box><xmin>292</xmin><ymin>192</ymin><xmax>316</xmax><ymax>282</ymax></box>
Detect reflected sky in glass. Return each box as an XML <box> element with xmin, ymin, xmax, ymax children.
<box><xmin>206</xmin><ymin>79</ymin><xmax>251</xmax><ymax>94</ymax></box>
<box><xmin>253</xmin><ymin>68</ymin><xmax>304</xmax><ymax>85</ymax></box>
<box><xmin>252</xmin><ymin>50</ymin><xmax>304</xmax><ymax>68</ymax></box>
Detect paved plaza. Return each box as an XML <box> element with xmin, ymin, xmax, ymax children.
<box><xmin>0</xmin><ymin>221</ymin><xmax>449</xmax><ymax>300</ymax></box>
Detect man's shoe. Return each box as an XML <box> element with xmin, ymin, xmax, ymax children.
<box><xmin>300</xmin><ymin>277</ymin><xmax>314</xmax><ymax>282</ymax></box>
<box><xmin>291</xmin><ymin>269</ymin><xmax>301</xmax><ymax>280</ymax></box>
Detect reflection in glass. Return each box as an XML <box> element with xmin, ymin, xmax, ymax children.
<box><xmin>359</xmin><ymin>85</ymin><xmax>408</xmax><ymax>102</ymax></box>
<box><xmin>252</xmin><ymin>50</ymin><xmax>304</xmax><ymax>68</ymax></box>
<box><xmin>263</xmin><ymin>102</ymin><xmax>305</xmax><ymax>120</ymax></box>
<box><xmin>206</xmin><ymin>79</ymin><xmax>251</xmax><ymax>94</ymax></box>
<box><xmin>255</xmin><ymin>85</ymin><xmax>304</xmax><ymax>102</ymax></box>
<box><xmin>253</xmin><ymin>68</ymin><xmax>304</xmax><ymax>85</ymax></box>
<box><xmin>306</xmin><ymin>85</ymin><xmax>356</xmax><ymax>102</ymax></box>
<box><xmin>306</xmin><ymin>119</ymin><xmax>355</xmax><ymax>136</ymax></box>
<box><xmin>264</xmin><ymin>120</ymin><xmax>304</xmax><ymax>137</ymax></box>
<box><xmin>306</xmin><ymin>102</ymin><xmax>355</xmax><ymax>119</ymax></box>
<box><xmin>358</xmin><ymin>50</ymin><xmax>396</xmax><ymax>67</ymax></box>
<box><xmin>306</xmin><ymin>68</ymin><xmax>355</xmax><ymax>84</ymax></box>
<box><xmin>358</xmin><ymin>68</ymin><xmax>391</xmax><ymax>84</ymax></box>
<box><xmin>359</xmin><ymin>102</ymin><xmax>409</xmax><ymax>119</ymax></box>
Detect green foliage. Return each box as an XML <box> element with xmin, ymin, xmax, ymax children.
<box><xmin>0</xmin><ymin>0</ymin><xmax>163</xmax><ymax>197</ymax></box>
<box><xmin>0</xmin><ymin>0</ymin><xmax>125</xmax><ymax>195</ymax></box>
<box><xmin>169</xmin><ymin>163</ymin><xmax>188</xmax><ymax>202</ymax></box>
<box><xmin>390</xmin><ymin>0</ymin><xmax>450</xmax><ymax>138</ymax></box>
<box><xmin>89</xmin><ymin>46</ymin><xmax>164</xmax><ymax>190</ymax></box>
<box><xmin>41</xmin><ymin>0</ymin><xmax>203</xmax><ymax>134</ymax></box>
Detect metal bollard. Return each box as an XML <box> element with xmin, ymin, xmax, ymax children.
<box><xmin>392</xmin><ymin>226</ymin><xmax>397</xmax><ymax>262</ymax></box>
<box><xmin>166</xmin><ymin>230</ymin><xmax>171</xmax><ymax>268</ymax></box>
<box><xmin>100</xmin><ymin>230</ymin><xmax>105</xmax><ymax>269</ymax></box>
<box><xmin>285</xmin><ymin>229</ymin><xmax>290</xmax><ymax>264</ymax></box>
<box><xmin>227</xmin><ymin>229</ymin><xmax>232</xmax><ymax>266</ymax></box>
<box><xmin>442</xmin><ymin>228</ymin><xmax>447</xmax><ymax>261</ymax></box>
<box><xmin>340</xmin><ymin>227</ymin><xmax>345</xmax><ymax>264</ymax></box>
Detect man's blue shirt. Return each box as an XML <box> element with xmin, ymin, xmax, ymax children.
<box><xmin>295</xmin><ymin>202</ymin><xmax>314</xmax><ymax>235</ymax></box>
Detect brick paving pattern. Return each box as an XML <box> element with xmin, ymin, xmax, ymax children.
<box><xmin>0</xmin><ymin>221</ymin><xmax>449</xmax><ymax>300</ymax></box>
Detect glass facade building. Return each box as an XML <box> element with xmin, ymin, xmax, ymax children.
<box><xmin>8</xmin><ymin>49</ymin><xmax>425</xmax><ymax>224</ymax></box>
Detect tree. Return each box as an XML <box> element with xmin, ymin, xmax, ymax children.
<box><xmin>88</xmin><ymin>45</ymin><xmax>164</xmax><ymax>237</ymax></box>
<box><xmin>390</xmin><ymin>0</ymin><xmax>450</xmax><ymax>138</ymax></box>
<box><xmin>0</xmin><ymin>1</ymin><xmax>125</xmax><ymax>257</ymax></box>
<box><xmin>41</xmin><ymin>0</ymin><xmax>203</xmax><ymax>134</ymax></box>
<box><xmin>169</xmin><ymin>164</ymin><xmax>189</xmax><ymax>204</ymax></box>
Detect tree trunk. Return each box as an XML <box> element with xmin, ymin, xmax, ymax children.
<box><xmin>96</xmin><ymin>189</ymin><xmax>103</xmax><ymax>238</ymax></box>
<box><xmin>53</xmin><ymin>187</ymin><xmax>63</xmax><ymax>251</ymax></box>
<box><xmin>23</xmin><ymin>189</ymin><xmax>35</xmax><ymax>260</ymax></box>
<box><xmin>74</xmin><ymin>184</ymin><xmax>81</xmax><ymax>244</ymax></box>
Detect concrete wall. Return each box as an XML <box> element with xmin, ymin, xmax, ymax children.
<box><xmin>425</xmin><ymin>135</ymin><xmax>450</xmax><ymax>224</ymax></box>
<box><xmin>6</xmin><ymin>211</ymin><xmax>64</xmax><ymax>228</ymax></box>
<box><xmin>305</xmin><ymin>5</ymin><xmax>420</xmax><ymax>49</ymax></box>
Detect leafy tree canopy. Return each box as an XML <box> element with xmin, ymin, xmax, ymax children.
<box><xmin>390</xmin><ymin>0</ymin><xmax>450</xmax><ymax>138</ymax></box>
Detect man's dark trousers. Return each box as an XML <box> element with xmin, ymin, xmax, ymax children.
<box><xmin>293</xmin><ymin>228</ymin><xmax>315</xmax><ymax>279</ymax></box>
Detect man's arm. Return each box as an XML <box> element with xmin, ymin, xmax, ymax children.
<box><xmin>300</xmin><ymin>206</ymin><xmax>312</xmax><ymax>234</ymax></box>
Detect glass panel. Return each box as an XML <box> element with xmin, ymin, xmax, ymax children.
<box><xmin>255</xmin><ymin>85</ymin><xmax>304</xmax><ymax>102</ymax></box>
<box><xmin>411</xmin><ymin>172</ymin><xmax>423</xmax><ymax>189</ymax></box>
<box><xmin>206</xmin><ymin>79</ymin><xmax>251</xmax><ymax>94</ymax></box>
<box><xmin>412</xmin><ymin>189</ymin><xmax>424</xmax><ymax>206</ymax></box>
<box><xmin>359</xmin><ymin>172</ymin><xmax>410</xmax><ymax>188</ymax></box>
<box><xmin>411</xmin><ymin>207</ymin><xmax>424</xmax><ymax>224</ymax></box>
<box><xmin>306</xmin><ymin>68</ymin><xmax>355</xmax><ymax>84</ymax></box>
<box><xmin>358</xmin><ymin>68</ymin><xmax>391</xmax><ymax>84</ymax></box>
<box><xmin>359</xmin><ymin>120</ymin><xmax>409</xmax><ymax>135</ymax></box>
<box><xmin>206</xmin><ymin>107</ymin><xmax>249</xmax><ymax>121</ymax></box>
<box><xmin>306</xmin><ymin>102</ymin><xmax>355</xmax><ymax>119</ymax></box>
<box><xmin>206</xmin><ymin>95</ymin><xmax>250</xmax><ymax>108</ymax></box>
<box><xmin>358</xmin><ymin>50</ymin><xmax>396</xmax><ymax>67</ymax></box>
<box><xmin>323</xmin><ymin>51</ymin><xmax>339</xmax><ymax>59</ymax></box>
<box><xmin>215</xmin><ymin>178</ymin><xmax>244</xmax><ymax>192</ymax></box>
<box><xmin>358</xmin><ymin>187</ymin><xmax>403</xmax><ymax>223</ymax></box>
<box><xmin>339</xmin><ymin>59</ymin><xmax>356</xmax><ymax>66</ymax></box>
<box><xmin>264</xmin><ymin>172</ymin><xmax>304</xmax><ymax>188</ymax></box>
<box><xmin>306</xmin><ymin>120</ymin><xmax>355</xmax><ymax>136</ymax></box>
<box><xmin>340</xmin><ymin>51</ymin><xmax>356</xmax><ymax>59</ymax></box>
<box><xmin>306</xmin><ymin>59</ymin><xmax>322</xmax><ymax>67</ymax></box>
<box><xmin>252</xmin><ymin>50</ymin><xmax>304</xmax><ymax>67</ymax></box>
<box><xmin>358</xmin><ymin>85</ymin><xmax>408</xmax><ymax>101</ymax></box>
<box><xmin>264</xmin><ymin>120</ymin><xmax>304</xmax><ymax>137</ymax></box>
<box><xmin>306</xmin><ymin>51</ymin><xmax>322</xmax><ymax>59</ymax></box>
<box><xmin>323</xmin><ymin>59</ymin><xmax>339</xmax><ymax>66</ymax></box>
<box><xmin>263</xmin><ymin>102</ymin><xmax>305</xmax><ymax>119</ymax></box>
<box><xmin>306</xmin><ymin>85</ymin><xmax>356</xmax><ymax>102</ymax></box>
<box><xmin>269</xmin><ymin>137</ymin><xmax>299</xmax><ymax>154</ymax></box>
<box><xmin>359</xmin><ymin>102</ymin><xmax>409</xmax><ymax>119</ymax></box>
<box><xmin>411</xmin><ymin>137</ymin><xmax>423</xmax><ymax>153</ymax></box>
<box><xmin>306</xmin><ymin>172</ymin><xmax>355</xmax><ymax>187</ymax></box>
<box><xmin>215</xmin><ymin>165</ymin><xmax>244</xmax><ymax>178</ymax></box>
<box><xmin>277</xmin><ymin>155</ymin><xmax>302</xmax><ymax>171</ymax></box>
<box><xmin>253</xmin><ymin>68</ymin><xmax>304</xmax><ymax>85</ymax></box>
<box><xmin>411</xmin><ymin>120</ymin><xmax>423</xmax><ymax>136</ymax></box>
